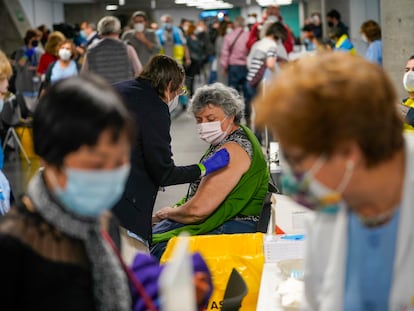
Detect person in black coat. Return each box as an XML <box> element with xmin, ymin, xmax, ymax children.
<box><xmin>112</xmin><ymin>55</ymin><xmax>229</xmax><ymax>249</ymax></box>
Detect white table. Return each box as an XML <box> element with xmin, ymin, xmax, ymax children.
<box><xmin>256</xmin><ymin>263</ymin><xmax>283</xmax><ymax>310</ymax></box>
<box><xmin>256</xmin><ymin>194</ymin><xmax>308</xmax><ymax>311</ymax></box>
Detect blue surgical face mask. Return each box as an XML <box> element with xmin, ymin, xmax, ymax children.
<box><xmin>163</xmin><ymin>23</ymin><xmax>172</xmax><ymax>30</ymax></box>
<box><xmin>53</xmin><ymin>164</ymin><xmax>130</xmax><ymax>217</ymax></box>
<box><xmin>80</xmin><ymin>30</ymin><xmax>87</xmax><ymax>39</ymax></box>
<box><xmin>281</xmin><ymin>156</ymin><xmax>354</xmax><ymax>214</ymax></box>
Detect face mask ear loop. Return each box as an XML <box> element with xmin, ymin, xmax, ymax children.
<box><xmin>45</xmin><ymin>167</ymin><xmax>65</xmax><ymax>191</ymax></box>
<box><xmin>306</xmin><ymin>155</ymin><xmax>326</xmax><ymax>178</ymax></box>
<box><xmin>336</xmin><ymin>159</ymin><xmax>355</xmax><ymax>193</ymax></box>
<box><xmin>221</xmin><ymin>115</ymin><xmax>232</xmax><ymax>134</ymax></box>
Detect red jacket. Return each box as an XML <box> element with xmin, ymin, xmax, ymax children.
<box><xmin>246</xmin><ymin>21</ymin><xmax>294</xmax><ymax>54</ymax></box>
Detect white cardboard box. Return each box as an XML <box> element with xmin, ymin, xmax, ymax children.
<box><xmin>264</xmin><ymin>194</ymin><xmax>309</xmax><ymax>263</ymax></box>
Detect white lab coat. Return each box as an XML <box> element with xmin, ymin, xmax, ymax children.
<box><xmin>302</xmin><ymin>134</ymin><xmax>414</xmax><ymax>311</ymax></box>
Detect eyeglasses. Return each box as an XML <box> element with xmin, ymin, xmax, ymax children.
<box><xmin>176</xmin><ymin>87</ymin><xmax>187</xmax><ymax>97</ymax></box>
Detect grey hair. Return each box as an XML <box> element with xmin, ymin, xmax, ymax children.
<box><xmin>160</xmin><ymin>14</ymin><xmax>172</xmax><ymax>23</ymax></box>
<box><xmin>97</xmin><ymin>16</ymin><xmax>121</xmax><ymax>35</ymax></box>
<box><xmin>132</xmin><ymin>11</ymin><xmax>147</xmax><ymax>20</ymax></box>
<box><xmin>86</xmin><ymin>22</ymin><xmax>96</xmax><ymax>30</ymax></box>
<box><xmin>190</xmin><ymin>83</ymin><xmax>244</xmax><ymax>125</ymax></box>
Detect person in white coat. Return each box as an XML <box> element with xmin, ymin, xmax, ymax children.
<box><xmin>254</xmin><ymin>52</ymin><xmax>414</xmax><ymax>311</ymax></box>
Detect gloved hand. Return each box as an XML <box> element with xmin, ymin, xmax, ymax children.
<box><xmin>198</xmin><ymin>148</ymin><xmax>229</xmax><ymax>177</ymax></box>
<box><xmin>24</xmin><ymin>48</ymin><xmax>35</xmax><ymax>59</ymax></box>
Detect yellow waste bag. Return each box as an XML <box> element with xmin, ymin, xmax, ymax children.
<box><xmin>15</xmin><ymin>126</ymin><xmax>36</xmax><ymax>159</ymax></box>
<box><xmin>404</xmin><ymin>124</ymin><xmax>414</xmax><ymax>133</ymax></box>
<box><xmin>161</xmin><ymin>233</ymin><xmax>265</xmax><ymax>311</ymax></box>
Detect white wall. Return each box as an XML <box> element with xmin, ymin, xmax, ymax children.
<box><xmin>349</xmin><ymin>0</ymin><xmax>380</xmax><ymax>55</ymax></box>
<box><xmin>19</xmin><ymin>0</ymin><xmax>65</xmax><ymax>29</ymax></box>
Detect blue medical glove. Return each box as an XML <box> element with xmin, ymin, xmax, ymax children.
<box><xmin>198</xmin><ymin>148</ymin><xmax>229</xmax><ymax>177</ymax></box>
<box><xmin>24</xmin><ymin>48</ymin><xmax>35</xmax><ymax>59</ymax></box>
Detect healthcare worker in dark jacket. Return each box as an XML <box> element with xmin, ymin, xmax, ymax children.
<box><xmin>113</xmin><ymin>55</ymin><xmax>229</xmax><ymax>249</ymax></box>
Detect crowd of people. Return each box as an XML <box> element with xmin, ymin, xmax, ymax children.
<box><xmin>0</xmin><ymin>3</ymin><xmax>413</xmax><ymax>310</ymax></box>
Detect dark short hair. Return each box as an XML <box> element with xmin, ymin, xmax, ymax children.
<box><xmin>327</xmin><ymin>9</ymin><xmax>341</xmax><ymax>20</ymax></box>
<box><xmin>302</xmin><ymin>24</ymin><xmax>314</xmax><ymax>32</ymax></box>
<box><xmin>266</xmin><ymin>21</ymin><xmax>288</xmax><ymax>41</ymax></box>
<box><xmin>139</xmin><ymin>55</ymin><xmax>185</xmax><ymax>97</ymax></box>
<box><xmin>34</xmin><ymin>74</ymin><xmax>134</xmax><ymax>167</ymax></box>
<box><xmin>24</xmin><ymin>29</ymin><xmax>38</xmax><ymax>45</ymax></box>
<box><xmin>328</xmin><ymin>26</ymin><xmax>344</xmax><ymax>39</ymax></box>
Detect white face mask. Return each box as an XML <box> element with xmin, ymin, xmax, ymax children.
<box><xmin>58</xmin><ymin>48</ymin><xmax>71</xmax><ymax>61</ymax></box>
<box><xmin>247</xmin><ymin>17</ymin><xmax>257</xmax><ymax>25</ymax></box>
<box><xmin>168</xmin><ymin>96</ymin><xmax>179</xmax><ymax>112</ymax></box>
<box><xmin>267</xmin><ymin>16</ymin><xmax>279</xmax><ymax>23</ymax></box>
<box><xmin>361</xmin><ymin>34</ymin><xmax>368</xmax><ymax>43</ymax></box>
<box><xmin>403</xmin><ymin>71</ymin><xmax>414</xmax><ymax>92</ymax></box>
<box><xmin>197</xmin><ymin>117</ymin><xmax>231</xmax><ymax>145</ymax></box>
<box><xmin>226</xmin><ymin>28</ymin><xmax>233</xmax><ymax>35</ymax></box>
<box><xmin>134</xmin><ymin>23</ymin><xmax>145</xmax><ymax>32</ymax></box>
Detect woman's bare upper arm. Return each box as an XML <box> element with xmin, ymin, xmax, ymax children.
<box><xmin>184</xmin><ymin>141</ymin><xmax>251</xmax><ymax>217</ymax></box>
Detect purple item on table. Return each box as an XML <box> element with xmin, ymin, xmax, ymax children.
<box><xmin>131</xmin><ymin>252</ymin><xmax>213</xmax><ymax>311</ymax></box>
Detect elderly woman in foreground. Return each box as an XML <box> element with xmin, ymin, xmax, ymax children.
<box><xmin>255</xmin><ymin>52</ymin><xmax>414</xmax><ymax>310</ymax></box>
<box><xmin>151</xmin><ymin>83</ymin><xmax>269</xmax><ymax>259</ymax></box>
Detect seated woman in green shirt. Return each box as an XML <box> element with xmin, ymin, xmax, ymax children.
<box><xmin>151</xmin><ymin>82</ymin><xmax>269</xmax><ymax>260</ymax></box>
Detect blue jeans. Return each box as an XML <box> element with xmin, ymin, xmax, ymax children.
<box><xmin>151</xmin><ymin>218</ymin><xmax>258</xmax><ymax>261</ymax></box>
<box><xmin>228</xmin><ymin>65</ymin><xmax>249</xmax><ymax>120</ymax></box>
<box><xmin>228</xmin><ymin>65</ymin><xmax>248</xmax><ymax>94</ymax></box>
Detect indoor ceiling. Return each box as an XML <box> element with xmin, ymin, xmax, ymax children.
<box><xmin>62</xmin><ymin>0</ymin><xmax>296</xmax><ymax>10</ymax></box>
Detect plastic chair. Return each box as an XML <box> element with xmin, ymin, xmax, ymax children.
<box><xmin>0</xmin><ymin>93</ymin><xmax>32</xmax><ymax>165</ymax></box>
<box><xmin>256</xmin><ymin>182</ymin><xmax>279</xmax><ymax>233</ymax></box>
<box><xmin>221</xmin><ymin>268</ymin><xmax>248</xmax><ymax>311</ymax></box>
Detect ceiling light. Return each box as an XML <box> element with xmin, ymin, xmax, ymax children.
<box><xmin>185</xmin><ymin>1</ymin><xmax>199</xmax><ymax>6</ymax></box>
<box><xmin>256</xmin><ymin>0</ymin><xmax>292</xmax><ymax>6</ymax></box>
<box><xmin>197</xmin><ymin>2</ymin><xmax>234</xmax><ymax>9</ymax></box>
<box><xmin>119</xmin><ymin>0</ymin><xmax>125</xmax><ymax>5</ymax></box>
<box><xmin>105</xmin><ymin>4</ymin><xmax>118</xmax><ymax>10</ymax></box>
